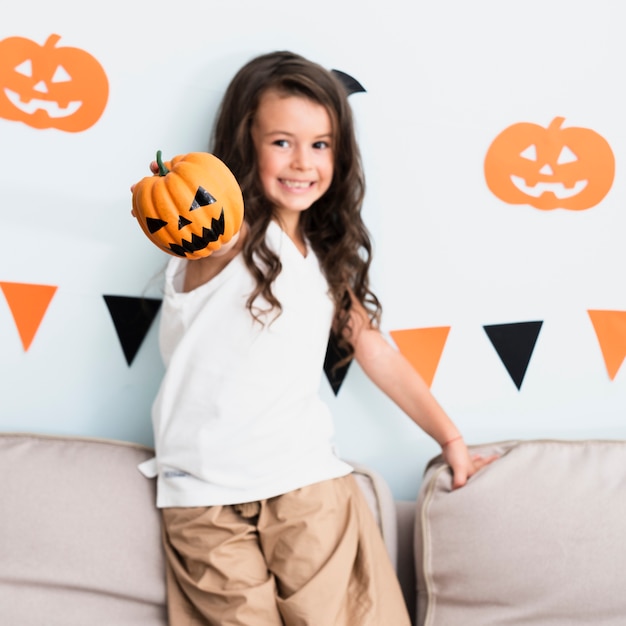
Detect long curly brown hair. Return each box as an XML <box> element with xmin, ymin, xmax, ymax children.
<box><xmin>210</xmin><ymin>51</ymin><xmax>381</xmax><ymax>357</ymax></box>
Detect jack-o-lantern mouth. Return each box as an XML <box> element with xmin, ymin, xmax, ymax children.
<box><xmin>510</xmin><ymin>175</ymin><xmax>588</xmax><ymax>199</ymax></box>
<box><xmin>148</xmin><ymin>208</ymin><xmax>226</xmax><ymax>257</ymax></box>
<box><xmin>5</xmin><ymin>87</ymin><xmax>81</xmax><ymax>119</ymax></box>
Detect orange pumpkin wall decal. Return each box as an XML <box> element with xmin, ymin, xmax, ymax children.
<box><xmin>132</xmin><ymin>151</ymin><xmax>244</xmax><ymax>259</ymax></box>
<box><xmin>0</xmin><ymin>34</ymin><xmax>109</xmax><ymax>132</ymax></box>
<box><xmin>484</xmin><ymin>117</ymin><xmax>614</xmax><ymax>211</ymax></box>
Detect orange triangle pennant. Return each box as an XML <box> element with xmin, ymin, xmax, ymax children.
<box><xmin>587</xmin><ymin>310</ymin><xmax>626</xmax><ymax>380</ymax></box>
<box><xmin>0</xmin><ymin>282</ymin><xmax>58</xmax><ymax>351</ymax></box>
<box><xmin>389</xmin><ymin>326</ymin><xmax>451</xmax><ymax>387</ymax></box>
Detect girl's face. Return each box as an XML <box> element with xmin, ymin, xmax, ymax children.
<box><xmin>251</xmin><ymin>89</ymin><xmax>334</xmax><ymax>228</ymax></box>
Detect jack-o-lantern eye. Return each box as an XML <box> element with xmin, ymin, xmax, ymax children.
<box><xmin>147</xmin><ymin>218</ymin><xmax>167</xmax><ymax>233</ymax></box>
<box><xmin>15</xmin><ymin>59</ymin><xmax>32</xmax><ymax>78</ymax></box>
<box><xmin>557</xmin><ymin>146</ymin><xmax>577</xmax><ymax>164</ymax></box>
<box><xmin>143</xmin><ymin>187</ymin><xmax>218</xmax><ymax>233</ymax></box>
<box><xmin>51</xmin><ymin>64</ymin><xmax>72</xmax><ymax>84</ymax></box>
<box><xmin>190</xmin><ymin>186</ymin><xmax>216</xmax><ymax>211</ymax></box>
<box><xmin>14</xmin><ymin>59</ymin><xmax>72</xmax><ymax>85</ymax></box>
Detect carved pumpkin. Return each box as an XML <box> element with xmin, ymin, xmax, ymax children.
<box><xmin>0</xmin><ymin>34</ymin><xmax>109</xmax><ymax>132</ymax></box>
<box><xmin>484</xmin><ymin>117</ymin><xmax>614</xmax><ymax>211</ymax></box>
<box><xmin>132</xmin><ymin>151</ymin><xmax>244</xmax><ymax>259</ymax></box>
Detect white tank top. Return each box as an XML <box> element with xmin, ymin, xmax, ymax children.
<box><xmin>141</xmin><ymin>221</ymin><xmax>353</xmax><ymax>507</ymax></box>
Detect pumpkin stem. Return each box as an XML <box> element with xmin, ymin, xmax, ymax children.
<box><xmin>156</xmin><ymin>150</ymin><xmax>169</xmax><ymax>176</ymax></box>
<box><xmin>45</xmin><ymin>34</ymin><xmax>62</xmax><ymax>49</ymax></box>
<box><xmin>549</xmin><ymin>117</ymin><xmax>566</xmax><ymax>132</ymax></box>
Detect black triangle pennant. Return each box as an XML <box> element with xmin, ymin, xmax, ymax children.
<box><xmin>483</xmin><ymin>321</ymin><xmax>543</xmax><ymax>390</ymax></box>
<box><xmin>103</xmin><ymin>295</ymin><xmax>162</xmax><ymax>366</ymax></box>
<box><xmin>323</xmin><ymin>331</ymin><xmax>353</xmax><ymax>395</ymax></box>
<box><xmin>331</xmin><ymin>69</ymin><xmax>366</xmax><ymax>96</ymax></box>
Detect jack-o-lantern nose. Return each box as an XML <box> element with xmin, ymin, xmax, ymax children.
<box><xmin>539</xmin><ymin>164</ymin><xmax>554</xmax><ymax>175</ymax></box>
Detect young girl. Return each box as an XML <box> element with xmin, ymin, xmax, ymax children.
<box><xmin>136</xmin><ymin>50</ymin><xmax>496</xmax><ymax>626</ymax></box>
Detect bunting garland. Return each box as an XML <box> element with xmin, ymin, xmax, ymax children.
<box><xmin>0</xmin><ymin>282</ymin><xmax>58</xmax><ymax>351</ymax></box>
<box><xmin>587</xmin><ymin>310</ymin><xmax>626</xmax><ymax>380</ymax></box>
<box><xmin>389</xmin><ymin>326</ymin><xmax>451</xmax><ymax>388</ymax></box>
<box><xmin>103</xmin><ymin>295</ymin><xmax>162</xmax><ymax>366</ymax></box>
<box><xmin>323</xmin><ymin>331</ymin><xmax>353</xmax><ymax>395</ymax></box>
<box><xmin>2</xmin><ymin>282</ymin><xmax>626</xmax><ymax>390</ymax></box>
<box><xmin>483</xmin><ymin>321</ymin><xmax>543</xmax><ymax>390</ymax></box>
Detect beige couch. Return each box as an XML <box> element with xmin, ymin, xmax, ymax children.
<box><xmin>0</xmin><ymin>432</ymin><xmax>418</xmax><ymax>625</ymax></box>
<box><xmin>3</xmin><ymin>433</ymin><xmax>621</xmax><ymax>625</ymax></box>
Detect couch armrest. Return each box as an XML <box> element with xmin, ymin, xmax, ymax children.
<box><xmin>349</xmin><ymin>461</ymin><xmax>399</xmax><ymax>569</ymax></box>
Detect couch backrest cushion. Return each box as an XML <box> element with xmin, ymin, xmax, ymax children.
<box><xmin>0</xmin><ymin>433</ymin><xmax>167</xmax><ymax>626</ymax></box>
<box><xmin>415</xmin><ymin>439</ymin><xmax>626</xmax><ymax>626</ymax></box>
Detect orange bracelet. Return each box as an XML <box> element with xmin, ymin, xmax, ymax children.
<box><xmin>441</xmin><ymin>435</ymin><xmax>463</xmax><ymax>448</ymax></box>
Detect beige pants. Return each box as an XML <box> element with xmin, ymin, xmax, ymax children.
<box><xmin>161</xmin><ymin>474</ymin><xmax>411</xmax><ymax>626</ymax></box>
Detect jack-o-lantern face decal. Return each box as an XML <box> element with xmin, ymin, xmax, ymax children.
<box><xmin>132</xmin><ymin>151</ymin><xmax>244</xmax><ymax>259</ymax></box>
<box><xmin>0</xmin><ymin>34</ymin><xmax>109</xmax><ymax>132</ymax></box>
<box><xmin>484</xmin><ymin>117</ymin><xmax>615</xmax><ymax>211</ymax></box>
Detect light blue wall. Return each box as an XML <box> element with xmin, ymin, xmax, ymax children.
<box><xmin>2</xmin><ymin>0</ymin><xmax>626</xmax><ymax>500</ymax></box>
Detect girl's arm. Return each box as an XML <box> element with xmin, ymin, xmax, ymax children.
<box><xmin>347</xmin><ymin>299</ymin><xmax>497</xmax><ymax>488</ymax></box>
<box><xmin>182</xmin><ymin>226</ymin><xmax>246</xmax><ymax>292</ymax></box>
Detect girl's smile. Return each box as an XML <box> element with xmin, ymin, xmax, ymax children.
<box><xmin>280</xmin><ymin>179</ymin><xmax>314</xmax><ymax>190</ymax></box>
<box><xmin>251</xmin><ymin>89</ymin><xmax>334</xmax><ymax>235</ymax></box>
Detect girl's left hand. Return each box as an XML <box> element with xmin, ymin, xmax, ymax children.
<box><xmin>442</xmin><ymin>437</ymin><xmax>499</xmax><ymax>490</ymax></box>
<box><xmin>130</xmin><ymin>160</ymin><xmax>159</xmax><ymax>214</ymax></box>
